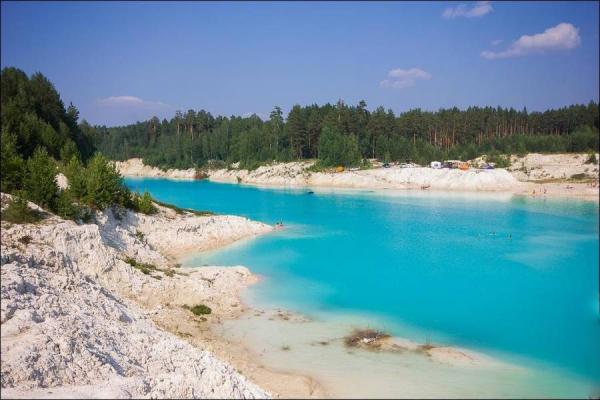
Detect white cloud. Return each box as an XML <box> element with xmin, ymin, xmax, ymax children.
<box><xmin>481</xmin><ymin>22</ymin><xmax>581</xmax><ymax>60</ymax></box>
<box><xmin>242</xmin><ymin>112</ymin><xmax>268</xmax><ymax>120</ymax></box>
<box><xmin>491</xmin><ymin>39</ymin><xmax>503</xmax><ymax>46</ymax></box>
<box><xmin>97</xmin><ymin>95</ymin><xmax>169</xmax><ymax>108</ymax></box>
<box><xmin>380</xmin><ymin>68</ymin><xmax>432</xmax><ymax>89</ymax></box>
<box><xmin>442</xmin><ymin>1</ymin><xmax>493</xmax><ymax>19</ymax></box>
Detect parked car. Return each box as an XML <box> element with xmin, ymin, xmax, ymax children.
<box><xmin>383</xmin><ymin>162</ymin><xmax>391</xmax><ymax>168</ymax></box>
<box><xmin>430</xmin><ymin>161</ymin><xmax>442</xmax><ymax>169</ymax></box>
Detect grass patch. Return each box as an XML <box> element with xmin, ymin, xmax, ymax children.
<box><xmin>1</xmin><ymin>197</ymin><xmax>44</xmax><ymax>224</ymax></box>
<box><xmin>135</xmin><ymin>230</ymin><xmax>145</xmax><ymax>241</ymax></box>
<box><xmin>183</xmin><ymin>304</ymin><xmax>212</xmax><ymax>316</ymax></box>
<box><xmin>123</xmin><ymin>257</ymin><xmax>177</xmax><ymax>278</ymax></box>
<box><xmin>152</xmin><ymin>198</ymin><xmax>215</xmax><ymax>216</ymax></box>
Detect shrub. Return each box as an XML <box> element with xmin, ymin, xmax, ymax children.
<box><xmin>183</xmin><ymin>304</ymin><xmax>212</xmax><ymax>316</ymax></box>
<box><xmin>124</xmin><ymin>257</ymin><xmax>157</xmax><ymax>275</ymax></box>
<box><xmin>1</xmin><ymin>196</ymin><xmax>43</xmax><ymax>224</ymax></box>
<box><xmin>136</xmin><ymin>191</ymin><xmax>157</xmax><ymax>215</ymax></box>
<box><xmin>586</xmin><ymin>153</ymin><xmax>598</xmax><ymax>164</ymax></box>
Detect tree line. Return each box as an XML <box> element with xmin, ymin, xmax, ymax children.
<box><xmin>93</xmin><ymin>99</ymin><xmax>599</xmax><ymax>169</ymax></box>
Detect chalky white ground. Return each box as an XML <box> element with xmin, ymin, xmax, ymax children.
<box><xmin>116</xmin><ymin>153</ymin><xmax>599</xmax><ymax>201</ymax></box>
<box><xmin>0</xmin><ymin>193</ymin><xmax>273</xmax><ymax>399</ymax></box>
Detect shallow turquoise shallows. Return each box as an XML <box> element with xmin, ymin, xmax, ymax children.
<box><xmin>126</xmin><ymin>178</ymin><xmax>599</xmax><ymax>388</ymax></box>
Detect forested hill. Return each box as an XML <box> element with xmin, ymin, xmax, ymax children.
<box><xmin>1</xmin><ymin>67</ymin><xmax>96</xmax><ymax>162</ymax></box>
<box><xmin>1</xmin><ymin>67</ymin><xmax>154</xmax><ymax>221</ymax></box>
<box><xmin>95</xmin><ymin>100</ymin><xmax>599</xmax><ymax>170</ymax></box>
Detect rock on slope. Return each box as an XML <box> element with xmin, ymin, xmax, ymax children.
<box><xmin>0</xmin><ymin>194</ymin><xmax>272</xmax><ymax>399</ymax></box>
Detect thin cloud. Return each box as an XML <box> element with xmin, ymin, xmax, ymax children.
<box><xmin>242</xmin><ymin>112</ymin><xmax>268</xmax><ymax>120</ymax></box>
<box><xmin>442</xmin><ymin>1</ymin><xmax>493</xmax><ymax>19</ymax></box>
<box><xmin>97</xmin><ymin>95</ymin><xmax>169</xmax><ymax>108</ymax></box>
<box><xmin>491</xmin><ymin>39</ymin><xmax>503</xmax><ymax>46</ymax></box>
<box><xmin>481</xmin><ymin>22</ymin><xmax>581</xmax><ymax>60</ymax></box>
<box><xmin>380</xmin><ymin>68</ymin><xmax>432</xmax><ymax>90</ymax></box>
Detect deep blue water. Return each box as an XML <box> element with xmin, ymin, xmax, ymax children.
<box><xmin>126</xmin><ymin>178</ymin><xmax>600</xmax><ymax>383</ymax></box>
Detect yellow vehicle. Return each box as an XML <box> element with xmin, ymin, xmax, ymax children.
<box><xmin>336</xmin><ymin>166</ymin><xmax>345</xmax><ymax>173</ymax></box>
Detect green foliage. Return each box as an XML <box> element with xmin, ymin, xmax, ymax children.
<box><xmin>63</xmin><ymin>156</ymin><xmax>87</xmax><ymax>199</ymax></box>
<box><xmin>317</xmin><ymin>126</ymin><xmax>361</xmax><ymax>167</ymax></box>
<box><xmin>1</xmin><ymin>195</ymin><xmax>43</xmax><ymax>224</ymax></box>
<box><xmin>91</xmin><ymin>99</ymin><xmax>599</xmax><ymax>170</ymax></box>
<box><xmin>124</xmin><ymin>257</ymin><xmax>158</xmax><ymax>275</ymax></box>
<box><xmin>23</xmin><ymin>147</ymin><xmax>58</xmax><ymax>209</ymax></box>
<box><xmin>1</xmin><ymin>67</ymin><xmax>94</xmax><ymax>161</ymax></box>
<box><xmin>134</xmin><ymin>191</ymin><xmax>158</xmax><ymax>215</ymax></box>
<box><xmin>152</xmin><ymin>198</ymin><xmax>215</xmax><ymax>216</ymax></box>
<box><xmin>183</xmin><ymin>304</ymin><xmax>212</xmax><ymax>316</ymax></box>
<box><xmin>0</xmin><ymin>131</ymin><xmax>25</xmax><ymax>192</ymax></box>
<box><xmin>84</xmin><ymin>153</ymin><xmax>126</xmax><ymax>209</ymax></box>
<box><xmin>60</xmin><ymin>139</ymin><xmax>80</xmax><ymax>162</ymax></box>
<box><xmin>486</xmin><ymin>152</ymin><xmax>512</xmax><ymax>168</ymax></box>
<box><xmin>586</xmin><ymin>152</ymin><xmax>598</xmax><ymax>164</ymax></box>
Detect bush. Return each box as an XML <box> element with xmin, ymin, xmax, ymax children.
<box><xmin>586</xmin><ymin>152</ymin><xmax>598</xmax><ymax>164</ymax></box>
<box><xmin>1</xmin><ymin>196</ymin><xmax>43</xmax><ymax>224</ymax></box>
<box><xmin>486</xmin><ymin>152</ymin><xmax>511</xmax><ymax>168</ymax></box>
<box><xmin>135</xmin><ymin>191</ymin><xmax>157</xmax><ymax>215</ymax></box>
<box><xmin>183</xmin><ymin>304</ymin><xmax>212</xmax><ymax>316</ymax></box>
<box><xmin>55</xmin><ymin>190</ymin><xmax>80</xmax><ymax>220</ymax></box>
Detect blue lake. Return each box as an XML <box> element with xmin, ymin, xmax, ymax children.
<box><xmin>126</xmin><ymin>178</ymin><xmax>600</xmax><ymax>394</ymax></box>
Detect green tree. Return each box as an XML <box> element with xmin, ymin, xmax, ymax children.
<box><xmin>85</xmin><ymin>153</ymin><xmax>125</xmax><ymax>209</ymax></box>
<box><xmin>23</xmin><ymin>147</ymin><xmax>58</xmax><ymax>209</ymax></box>
<box><xmin>0</xmin><ymin>131</ymin><xmax>25</xmax><ymax>192</ymax></box>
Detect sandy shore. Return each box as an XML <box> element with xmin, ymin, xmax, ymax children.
<box><xmin>0</xmin><ymin>193</ymin><xmax>327</xmax><ymax>398</ymax></box>
<box><xmin>116</xmin><ymin>154</ymin><xmax>599</xmax><ymax>201</ymax></box>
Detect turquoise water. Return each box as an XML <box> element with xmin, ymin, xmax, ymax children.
<box><xmin>126</xmin><ymin>178</ymin><xmax>600</xmax><ymax>393</ymax></box>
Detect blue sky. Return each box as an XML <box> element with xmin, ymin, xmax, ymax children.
<box><xmin>1</xmin><ymin>1</ymin><xmax>598</xmax><ymax>126</ymax></box>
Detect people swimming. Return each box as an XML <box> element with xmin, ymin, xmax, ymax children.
<box><xmin>275</xmin><ymin>221</ymin><xmax>284</xmax><ymax>229</ymax></box>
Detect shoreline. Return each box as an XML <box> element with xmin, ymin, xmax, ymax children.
<box><xmin>116</xmin><ymin>157</ymin><xmax>599</xmax><ymax>202</ymax></box>
<box><xmin>0</xmin><ymin>193</ymin><xmax>325</xmax><ymax>398</ymax></box>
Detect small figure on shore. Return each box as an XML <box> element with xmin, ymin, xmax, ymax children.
<box><xmin>275</xmin><ymin>221</ymin><xmax>284</xmax><ymax>229</ymax></box>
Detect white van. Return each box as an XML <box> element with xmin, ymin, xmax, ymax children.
<box><xmin>430</xmin><ymin>161</ymin><xmax>442</xmax><ymax>169</ymax></box>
